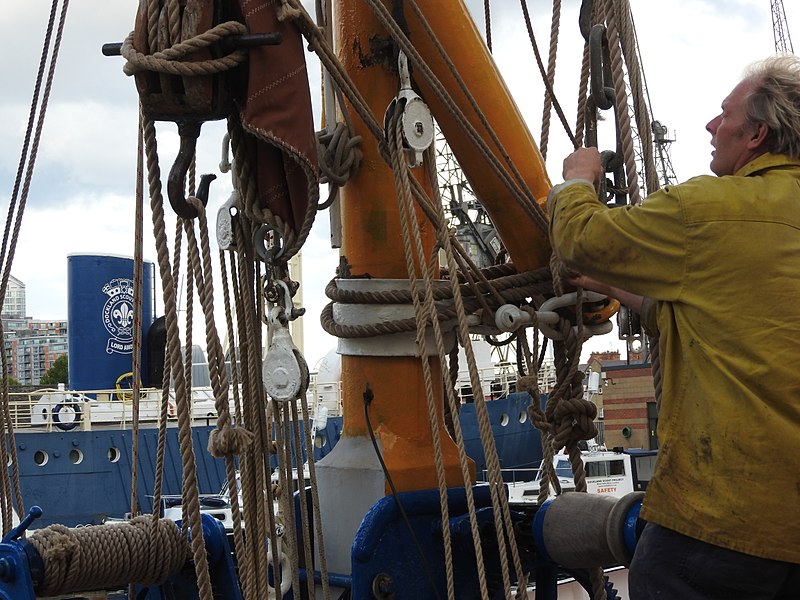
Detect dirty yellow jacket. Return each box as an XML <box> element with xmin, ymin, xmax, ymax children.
<box><xmin>548</xmin><ymin>153</ymin><xmax>800</xmax><ymax>564</ymax></box>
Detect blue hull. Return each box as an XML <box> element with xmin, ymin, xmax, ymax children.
<box><xmin>12</xmin><ymin>392</ymin><xmax>540</xmax><ymax>527</ymax></box>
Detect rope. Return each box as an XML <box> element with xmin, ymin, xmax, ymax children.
<box><xmin>120</xmin><ymin>21</ymin><xmax>248</xmax><ymax>77</ymax></box>
<box><xmin>233</xmin><ymin>215</ymin><xmax>273</xmax><ymax>600</ymax></box>
<box><xmin>613</xmin><ymin>0</ymin><xmax>659</xmax><ymax>196</ymax></box>
<box><xmin>151</xmin><ymin>274</ymin><xmax>173</xmax><ymax>520</ymax></box>
<box><xmin>388</xmin><ymin>109</ymin><xmax>460</xmax><ymax>599</ymax></box>
<box><xmin>574</xmin><ymin>36</ymin><xmax>591</xmax><ymax>149</ymax></box>
<box><xmin>650</xmin><ymin>334</ymin><xmax>663</xmax><ymax>412</ymax></box>
<box><xmin>184</xmin><ymin>199</ymin><xmax>254</xmax><ymax>459</ymax></box>
<box><xmin>519</xmin><ymin>0</ymin><xmax>577</xmax><ymax>151</ymax></box>
<box><xmin>142</xmin><ymin>114</ymin><xmax>215</xmax><ymax>600</ymax></box>
<box><xmin>484</xmin><ymin>0</ymin><xmax>493</xmax><ymax>52</ymax></box>
<box><xmin>316</xmin><ymin>118</ymin><xmax>363</xmax><ymax>209</ymax></box>
<box><xmin>229</xmin><ymin>250</ymin><xmax>257</xmax><ymax>600</ymax></box>
<box><xmin>298</xmin><ymin>390</ymin><xmax>331</xmax><ymax>600</ymax></box>
<box><xmin>128</xmin><ymin>109</ymin><xmax>146</xmax><ymax>526</ymax></box>
<box><xmin>217</xmin><ymin>248</ymin><xmax>253</xmax><ymax>598</ymax></box>
<box><xmin>28</xmin><ymin>516</ymin><xmax>188</xmax><ymax>597</ymax></box>
<box><xmin>273</xmin><ymin>404</ymin><xmax>295</xmax><ymax>597</ymax></box>
<box><xmin>540</xmin><ymin>257</ymin><xmax>610</xmax><ymax>600</ymax></box>
<box><xmin>600</xmin><ymin>0</ymin><xmax>641</xmax><ymax>204</ymax></box>
<box><xmin>321</xmin><ymin>267</ymin><xmax>552</xmax><ymax>339</ymax></box>
<box><xmin>539</xmin><ymin>0</ymin><xmax>564</xmax><ymax>159</ymax></box>
<box><xmin>0</xmin><ymin>0</ymin><xmax>72</xmax><ymax>533</ymax></box>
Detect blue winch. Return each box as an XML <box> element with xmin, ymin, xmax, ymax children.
<box><xmin>0</xmin><ymin>507</ymin><xmax>241</xmax><ymax>600</ymax></box>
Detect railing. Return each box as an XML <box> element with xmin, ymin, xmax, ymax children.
<box><xmin>12</xmin><ymin>387</ymin><xmax>223</xmax><ymax>432</ymax></box>
<box><xmin>481</xmin><ymin>466</ymin><xmax>542</xmax><ymax>485</ymax></box>
<box><xmin>8</xmin><ymin>379</ymin><xmax>346</xmax><ymax>433</ymax></box>
<box><xmin>6</xmin><ymin>361</ymin><xmax>555</xmax><ymax>433</ymax></box>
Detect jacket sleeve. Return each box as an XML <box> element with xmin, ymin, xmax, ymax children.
<box><xmin>547</xmin><ymin>181</ymin><xmax>688</xmax><ymax>302</ymax></box>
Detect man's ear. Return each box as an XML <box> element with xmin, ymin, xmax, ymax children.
<box><xmin>747</xmin><ymin>122</ymin><xmax>769</xmax><ymax>150</ymax></box>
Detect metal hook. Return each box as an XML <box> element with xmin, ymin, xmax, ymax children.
<box><xmin>588</xmin><ymin>25</ymin><xmax>614</xmax><ymax>111</ymax></box>
<box><xmin>579</xmin><ymin>0</ymin><xmax>594</xmax><ymax>41</ymax></box>
<box><xmin>167</xmin><ymin>121</ymin><xmax>216</xmax><ymax>219</ymax></box>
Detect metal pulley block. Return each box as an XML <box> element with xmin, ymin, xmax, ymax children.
<box><xmin>216</xmin><ymin>190</ymin><xmax>239</xmax><ymax>251</ymax></box>
<box><xmin>216</xmin><ymin>134</ymin><xmax>240</xmax><ymax>250</ymax></box>
<box><xmin>384</xmin><ymin>51</ymin><xmax>435</xmax><ymax>167</ymax></box>
<box><xmin>262</xmin><ymin>282</ymin><xmax>309</xmax><ymax>402</ymax></box>
<box><xmin>262</xmin><ymin>317</ymin><xmax>306</xmax><ymax>402</ymax></box>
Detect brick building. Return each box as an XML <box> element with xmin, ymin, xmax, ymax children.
<box><xmin>585</xmin><ymin>351</ymin><xmax>658</xmax><ymax>451</ymax></box>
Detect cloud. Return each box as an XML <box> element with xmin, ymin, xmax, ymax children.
<box><xmin>3</xmin><ymin>0</ymin><xmax>798</xmax><ymax>370</ymax></box>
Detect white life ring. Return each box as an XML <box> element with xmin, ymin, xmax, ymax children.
<box><xmin>52</xmin><ymin>401</ymin><xmax>82</xmax><ymax>431</ymax></box>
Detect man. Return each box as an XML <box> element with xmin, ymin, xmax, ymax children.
<box><xmin>547</xmin><ymin>55</ymin><xmax>800</xmax><ymax>598</ymax></box>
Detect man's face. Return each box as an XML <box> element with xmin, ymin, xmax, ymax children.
<box><xmin>706</xmin><ymin>78</ymin><xmax>760</xmax><ymax>176</ymax></box>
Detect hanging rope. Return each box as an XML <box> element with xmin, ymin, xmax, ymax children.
<box><xmin>519</xmin><ymin>0</ymin><xmax>577</xmax><ymax>151</ymax></box>
<box><xmin>612</xmin><ymin>0</ymin><xmax>659</xmax><ymax>196</ymax></box>
<box><xmin>127</xmin><ymin>109</ymin><xmax>147</xmax><ymax>530</ymax></box>
<box><xmin>539</xmin><ymin>0</ymin><xmax>564</xmax><ymax>159</ymax></box>
<box><xmin>600</xmin><ymin>0</ymin><xmax>642</xmax><ymax>205</ymax></box>
<box><xmin>0</xmin><ymin>0</ymin><xmax>72</xmax><ymax>534</ymax></box>
<box><xmin>484</xmin><ymin>0</ymin><xmax>493</xmax><ymax>52</ymax></box>
<box><xmin>140</xmin><ymin>114</ymin><xmax>215</xmax><ymax>600</ymax></box>
<box><xmin>388</xmin><ymin>109</ymin><xmax>466</xmax><ymax>600</ymax></box>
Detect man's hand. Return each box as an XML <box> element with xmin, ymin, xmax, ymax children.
<box><xmin>569</xmin><ymin>273</ymin><xmax>644</xmax><ymax>314</ymax></box>
<box><xmin>562</xmin><ymin>147</ymin><xmax>603</xmax><ymax>186</ymax></box>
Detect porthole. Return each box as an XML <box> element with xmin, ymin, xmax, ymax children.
<box><xmin>107</xmin><ymin>447</ymin><xmax>121</xmax><ymax>463</ymax></box>
<box><xmin>314</xmin><ymin>434</ymin><xmax>327</xmax><ymax>449</ymax></box>
<box><xmin>500</xmin><ymin>413</ymin><xmax>509</xmax><ymax>427</ymax></box>
<box><xmin>69</xmin><ymin>449</ymin><xmax>83</xmax><ymax>465</ymax></box>
<box><xmin>518</xmin><ymin>411</ymin><xmax>528</xmax><ymax>424</ymax></box>
<box><xmin>34</xmin><ymin>450</ymin><xmax>48</xmax><ymax>466</ymax></box>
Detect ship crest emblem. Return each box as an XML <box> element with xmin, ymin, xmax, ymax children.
<box><xmin>102</xmin><ymin>277</ymin><xmax>134</xmax><ymax>355</ymax></box>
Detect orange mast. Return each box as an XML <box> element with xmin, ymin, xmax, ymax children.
<box><xmin>316</xmin><ymin>0</ymin><xmax>551</xmax><ymax>572</ymax></box>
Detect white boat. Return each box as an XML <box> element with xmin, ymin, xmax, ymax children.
<box><xmin>507</xmin><ymin>447</ymin><xmax>658</xmax><ymax>505</ymax></box>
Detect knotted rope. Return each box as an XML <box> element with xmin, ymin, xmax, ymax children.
<box><xmin>316</xmin><ymin>104</ymin><xmax>363</xmax><ymax>210</ymax></box>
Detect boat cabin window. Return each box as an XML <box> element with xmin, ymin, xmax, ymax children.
<box><xmin>554</xmin><ymin>459</ymin><xmax>572</xmax><ymax>478</ymax></box>
<box><xmin>586</xmin><ymin>459</ymin><xmax>625</xmax><ymax>478</ymax></box>
<box><xmin>632</xmin><ymin>454</ymin><xmax>657</xmax><ymax>479</ymax></box>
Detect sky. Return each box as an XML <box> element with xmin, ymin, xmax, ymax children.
<box><xmin>1</xmin><ymin>0</ymin><xmax>798</xmax><ymax>372</ymax></box>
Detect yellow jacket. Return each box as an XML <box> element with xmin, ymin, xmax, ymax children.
<box><xmin>548</xmin><ymin>153</ymin><xmax>800</xmax><ymax>563</ymax></box>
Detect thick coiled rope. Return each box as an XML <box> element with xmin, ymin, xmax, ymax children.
<box><xmin>28</xmin><ymin>516</ymin><xmax>188</xmax><ymax>597</ymax></box>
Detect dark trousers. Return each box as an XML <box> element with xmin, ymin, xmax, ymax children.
<box><xmin>629</xmin><ymin>523</ymin><xmax>800</xmax><ymax>599</ymax></box>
